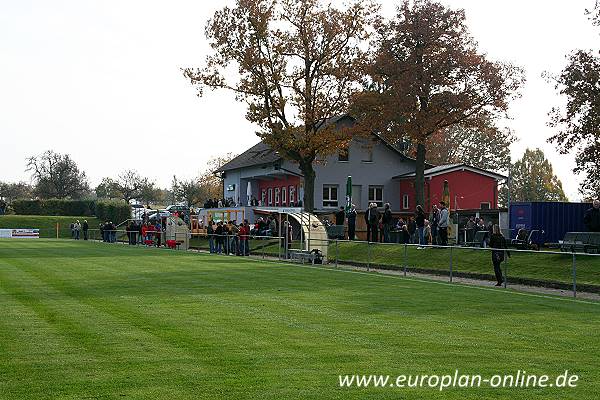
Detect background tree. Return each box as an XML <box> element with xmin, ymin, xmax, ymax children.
<box><xmin>422</xmin><ymin>124</ymin><xmax>515</xmax><ymax>171</ymax></box>
<box><xmin>95</xmin><ymin>178</ymin><xmax>120</xmax><ymax>200</ymax></box>
<box><xmin>114</xmin><ymin>170</ymin><xmax>152</xmax><ymax>204</ymax></box>
<box><xmin>183</xmin><ymin>0</ymin><xmax>377</xmax><ymax>212</ymax></box>
<box><xmin>547</xmin><ymin>2</ymin><xmax>600</xmax><ymax>199</ymax></box>
<box><xmin>138</xmin><ymin>181</ymin><xmax>161</xmax><ymax>207</ymax></box>
<box><xmin>351</xmin><ymin>0</ymin><xmax>523</xmax><ymax>207</ymax></box>
<box><xmin>0</xmin><ymin>181</ymin><xmax>34</xmax><ymax>203</ymax></box>
<box><xmin>171</xmin><ymin>177</ymin><xmax>203</xmax><ymax>208</ymax></box>
<box><xmin>26</xmin><ymin>150</ymin><xmax>90</xmax><ymax>199</ymax></box>
<box><xmin>508</xmin><ymin>148</ymin><xmax>568</xmax><ymax>202</ymax></box>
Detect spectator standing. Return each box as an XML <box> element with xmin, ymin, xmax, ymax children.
<box><xmin>466</xmin><ymin>216</ymin><xmax>476</xmax><ymax>243</ymax></box>
<box><xmin>155</xmin><ymin>221</ymin><xmax>163</xmax><ymax>247</ymax></box>
<box><xmin>431</xmin><ymin>205</ymin><xmax>440</xmax><ymax>245</ymax></box>
<box><xmin>438</xmin><ymin>202</ymin><xmax>449</xmax><ymax>246</ymax></box>
<box><xmin>335</xmin><ymin>206</ymin><xmax>345</xmax><ymax>239</ymax></box>
<box><xmin>415</xmin><ymin>205</ymin><xmax>426</xmax><ymax>247</ymax></box>
<box><xmin>382</xmin><ymin>203</ymin><xmax>392</xmax><ymax>243</ymax></box>
<box><xmin>82</xmin><ymin>220</ymin><xmax>89</xmax><ymax>241</ymax></box>
<box><xmin>400</xmin><ymin>225</ymin><xmax>411</xmax><ymax>244</ymax></box>
<box><xmin>584</xmin><ymin>200</ymin><xmax>600</xmax><ymax>232</ymax></box>
<box><xmin>347</xmin><ymin>204</ymin><xmax>357</xmax><ymax>240</ymax></box>
<box><xmin>215</xmin><ymin>221</ymin><xmax>224</xmax><ymax>254</ymax></box>
<box><xmin>489</xmin><ymin>224</ymin><xmax>510</xmax><ymax>286</ymax></box>
<box><xmin>365</xmin><ymin>203</ymin><xmax>379</xmax><ymax>242</ymax></box>
<box><xmin>70</xmin><ymin>222</ymin><xmax>75</xmax><ymax>239</ymax></box>
<box><xmin>74</xmin><ymin>220</ymin><xmax>81</xmax><ymax>240</ymax></box>
<box><xmin>408</xmin><ymin>217</ymin><xmax>416</xmax><ymax>244</ymax></box>
<box><xmin>423</xmin><ymin>220</ymin><xmax>432</xmax><ymax>245</ymax></box>
<box><xmin>207</xmin><ymin>221</ymin><xmax>215</xmax><ymax>253</ymax></box>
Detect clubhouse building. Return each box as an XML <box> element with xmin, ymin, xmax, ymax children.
<box><xmin>216</xmin><ymin>115</ymin><xmax>507</xmax><ymax>216</ymax></box>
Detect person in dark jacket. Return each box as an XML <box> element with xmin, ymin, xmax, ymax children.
<box><xmin>347</xmin><ymin>204</ymin><xmax>357</xmax><ymax>240</ymax></box>
<box><xmin>584</xmin><ymin>200</ymin><xmax>600</xmax><ymax>232</ymax></box>
<box><xmin>489</xmin><ymin>224</ymin><xmax>510</xmax><ymax>286</ymax></box>
<box><xmin>82</xmin><ymin>220</ymin><xmax>89</xmax><ymax>241</ymax></box>
<box><xmin>365</xmin><ymin>203</ymin><xmax>379</xmax><ymax>242</ymax></box>
<box><xmin>415</xmin><ymin>205</ymin><xmax>426</xmax><ymax>246</ymax></box>
<box><xmin>381</xmin><ymin>203</ymin><xmax>393</xmax><ymax>243</ymax></box>
<box><xmin>334</xmin><ymin>206</ymin><xmax>345</xmax><ymax>240</ymax></box>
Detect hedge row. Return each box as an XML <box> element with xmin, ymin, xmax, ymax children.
<box><xmin>11</xmin><ymin>199</ymin><xmax>130</xmax><ymax>224</ymax></box>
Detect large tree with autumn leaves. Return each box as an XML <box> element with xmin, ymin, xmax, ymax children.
<box><xmin>351</xmin><ymin>0</ymin><xmax>524</xmax><ymax>208</ymax></box>
<box><xmin>183</xmin><ymin>0</ymin><xmax>377</xmax><ymax>212</ymax></box>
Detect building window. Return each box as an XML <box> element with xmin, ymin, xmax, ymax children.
<box><xmin>361</xmin><ymin>146</ymin><xmax>373</xmax><ymax>162</ymax></box>
<box><xmin>338</xmin><ymin>147</ymin><xmax>349</xmax><ymax>162</ymax></box>
<box><xmin>275</xmin><ymin>187</ymin><xmax>280</xmax><ymax>206</ymax></box>
<box><xmin>403</xmin><ymin>194</ymin><xmax>409</xmax><ymax>209</ymax></box>
<box><xmin>282</xmin><ymin>186</ymin><xmax>287</xmax><ymax>205</ymax></box>
<box><xmin>368</xmin><ymin>186</ymin><xmax>383</xmax><ymax>207</ymax></box>
<box><xmin>268</xmin><ymin>188</ymin><xmax>273</xmax><ymax>206</ymax></box>
<box><xmin>261</xmin><ymin>189</ymin><xmax>266</xmax><ymax>205</ymax></box>
<box><xmin>289</xmin><ymin>186</ymin><xmax>295</xmax><ymax>205</ymax></box>
<box><xmin>323</xmin><ymin>185</ymin><xmax>338</xmax><ymax>208</ymax></box>
<box><xmin>480</xmin><ymin>202</ymin><xmax>491</xmax><ymax>210</ymax></box>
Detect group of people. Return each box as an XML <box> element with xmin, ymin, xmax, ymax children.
<box><xmin>99</xmin><ymin>221</ymin><xmax>117</xmax><ymax>243</ymax></box>
<box><xmin>333</xmin><ymin>201</ymin><xmax>450</xmax><ymax>247</ymax></box>
<box><xmin>206</xmin><ymin>219</ymin><xmax>251</xmax><ymax>256</ymax></box>
<box><xmin>70</xmin><ymin>220</ymin><xmax>89</xmax><ymax>240</ymax></box>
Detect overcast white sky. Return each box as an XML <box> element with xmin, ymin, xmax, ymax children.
<box><xmin>1</xmin><ymin>0</ymin><xmax>598</xmax><ymax>200</ymax></box>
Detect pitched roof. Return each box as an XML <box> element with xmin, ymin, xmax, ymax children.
<box><xmin>216</xmin><ymin>141</ymin><xmax>282</xmax><ymax>173</ymax></box>
<box><xmin>393</xmin><ymin>163</ymin><xmax>507</xmax><ymax>180</ymax></box>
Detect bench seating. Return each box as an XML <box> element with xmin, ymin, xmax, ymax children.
<box><xmin>559</xmin><ymin>232</ymin><xmax>600</xmax><ymax>253</ymax></box>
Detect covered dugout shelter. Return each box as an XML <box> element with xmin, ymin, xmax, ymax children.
<box><xmin>254</xmin><ymin>208</ymin><xmax>328</xmax><ymax>262</ymax></box>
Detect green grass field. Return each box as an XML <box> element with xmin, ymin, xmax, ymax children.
<box><xmin>0</xmin><ymin>215</ymin><xmax>102</xmax><ymax>238</ymax></box>
<box><xmin>1</xmin><ymin>239</ymin><xmax>599</xmax><ymax>399</ymax></box>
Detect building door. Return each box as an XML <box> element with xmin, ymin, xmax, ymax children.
<box><xmin>352</xmin><ymin>185</ymin><xmax>362</xmax><ymax>209</ymax></box>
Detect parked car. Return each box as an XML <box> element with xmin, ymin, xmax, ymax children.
<box><xmin>165</xmin><ymin>204</ymin><xmax>189</xmax><ymax>214</ymax></box>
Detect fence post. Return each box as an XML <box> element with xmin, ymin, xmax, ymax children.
<box><xmin>449</xmin><ymin>246</ymin><xmax>453</xmax><ymax>283</ymax></box>
<box><xmin>278</xmin><ymin>236</ymin><xmax>282</xmax><ymax>261</ymax></box>
<box><xmin>56</xmin><ymin>223</ymin><xmax>59</xmax><ymax>239</ymax></box>
<box><xmin>262</xmin><ymin>237</ymin><xmax>265</xmax><ymax>260</ymax></box>
<box><xmin>335</xmin><ymin>238</ymin><xmax>339</xmax><ymax>268</ymax></box>
<box><xmin>504</xmin><ymin>250</ymin><xmax>509</xmax><ymax>289</ymax></box>
<box><xmin>403</xmin><ymin>243</ymin><xmax>407</xmax><ymax>277</ymax></box>
<box><xmin>367</xmin><ymin>241</ymin><xmax>371</xmax><ymax>272</ymax></box>
<box><xmin>572</xmin><ymin>253</ymin><xmax>577</xmax><ymax>298</ymax></box>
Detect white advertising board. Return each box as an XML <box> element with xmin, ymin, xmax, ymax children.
<box><xmin>0</xmin><ymin>229</ymin><xmax>40</xmax><ymax>239</ymax></box>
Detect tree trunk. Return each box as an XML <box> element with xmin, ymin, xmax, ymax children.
<box><xmin>414</xmin><ymin>142</ymin><xmax>426</xmax><ymax>208</ymax></box>
<box><xmin>299</xmin><ymin>161</ymin><xmax>316</xmax><ymax>213</ymax></box>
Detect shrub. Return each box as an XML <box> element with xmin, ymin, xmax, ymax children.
<box><xmin>12</xmin><ymin>199</ymin><xmax>130</xmax><ymax>224</ymax></box>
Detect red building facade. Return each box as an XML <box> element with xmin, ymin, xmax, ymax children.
<box><xmin>395</xmin><ymin>164</ymin><xmax>505</xmax><ymax>213</ymax></box>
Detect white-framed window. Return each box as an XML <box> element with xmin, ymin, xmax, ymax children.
<box><xmin>282</xmin><ymin>186</ymin><xmax>287</xmax><ymax>205</ymax></box>
<box><xmin>261</xmin><ymin>189</ymin><xmax>266</xmax><ymax>205</ymax></box>
<box><xmin>480</xmin><ymin>202</ymin><xmax>491</xmax><ymax>210</ymax></box>
<box><xmin>289</xmin><ymin>186</ymin><xmax>296</xmax><ymax>205</ymax></box>
<box><xmin>403</xmin><ymin>194</ymin><xmax>409</xmax><ymax>209</ymax></box>
<box><xmin>268</xmin><ymin>188</ymin><xmax>273</xmax><ymax>206</ymax></box>
<box><xmin>338</xmin><ymin>147</ymin><xmax>349</xmax><ymax>162</ymax></box>
<box><xmin>323</xmin><ymin>185</ymin><xmax>338</xmax><ymax>208</ymax></box>
<box><xmin>368</xmin><ymin>186</ymin><xmax>383</xmax><ymax>207</ymax></box>
<box><xmin>275</xmin><ymin>187</ymin><xmax>280</xmax><ymax>206</ymax></box>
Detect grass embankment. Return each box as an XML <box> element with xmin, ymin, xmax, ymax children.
<box><xmin>0</xmin><ymin>239</ymin><xmax>598</xmax><ymax>399</ymax></box>
<box><xmin>241</xmin><ymin>239</ymin><xmax>600</xmax><ymax>288</ymax></box>
<box><xmin>0</xmin><ymin>215</ymin><xmax>101</xmax><ymax>238</ymax></box>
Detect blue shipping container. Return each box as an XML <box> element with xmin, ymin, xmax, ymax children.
<box><xmin>509</xmin><ymin>202</ymin><xmax>593</xmax><ymax>245</ymax></box>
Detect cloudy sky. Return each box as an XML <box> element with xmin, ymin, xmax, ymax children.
<box><xmin>1</xmin><ymin>0</ymin><xmax>597</xmax><ymax>200</ymax></box>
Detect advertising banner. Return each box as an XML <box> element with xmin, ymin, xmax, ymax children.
<box><xmin>0</xmin><ymin>229</ymin><xmax>40</xmax><ymax>239</ymax></box>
